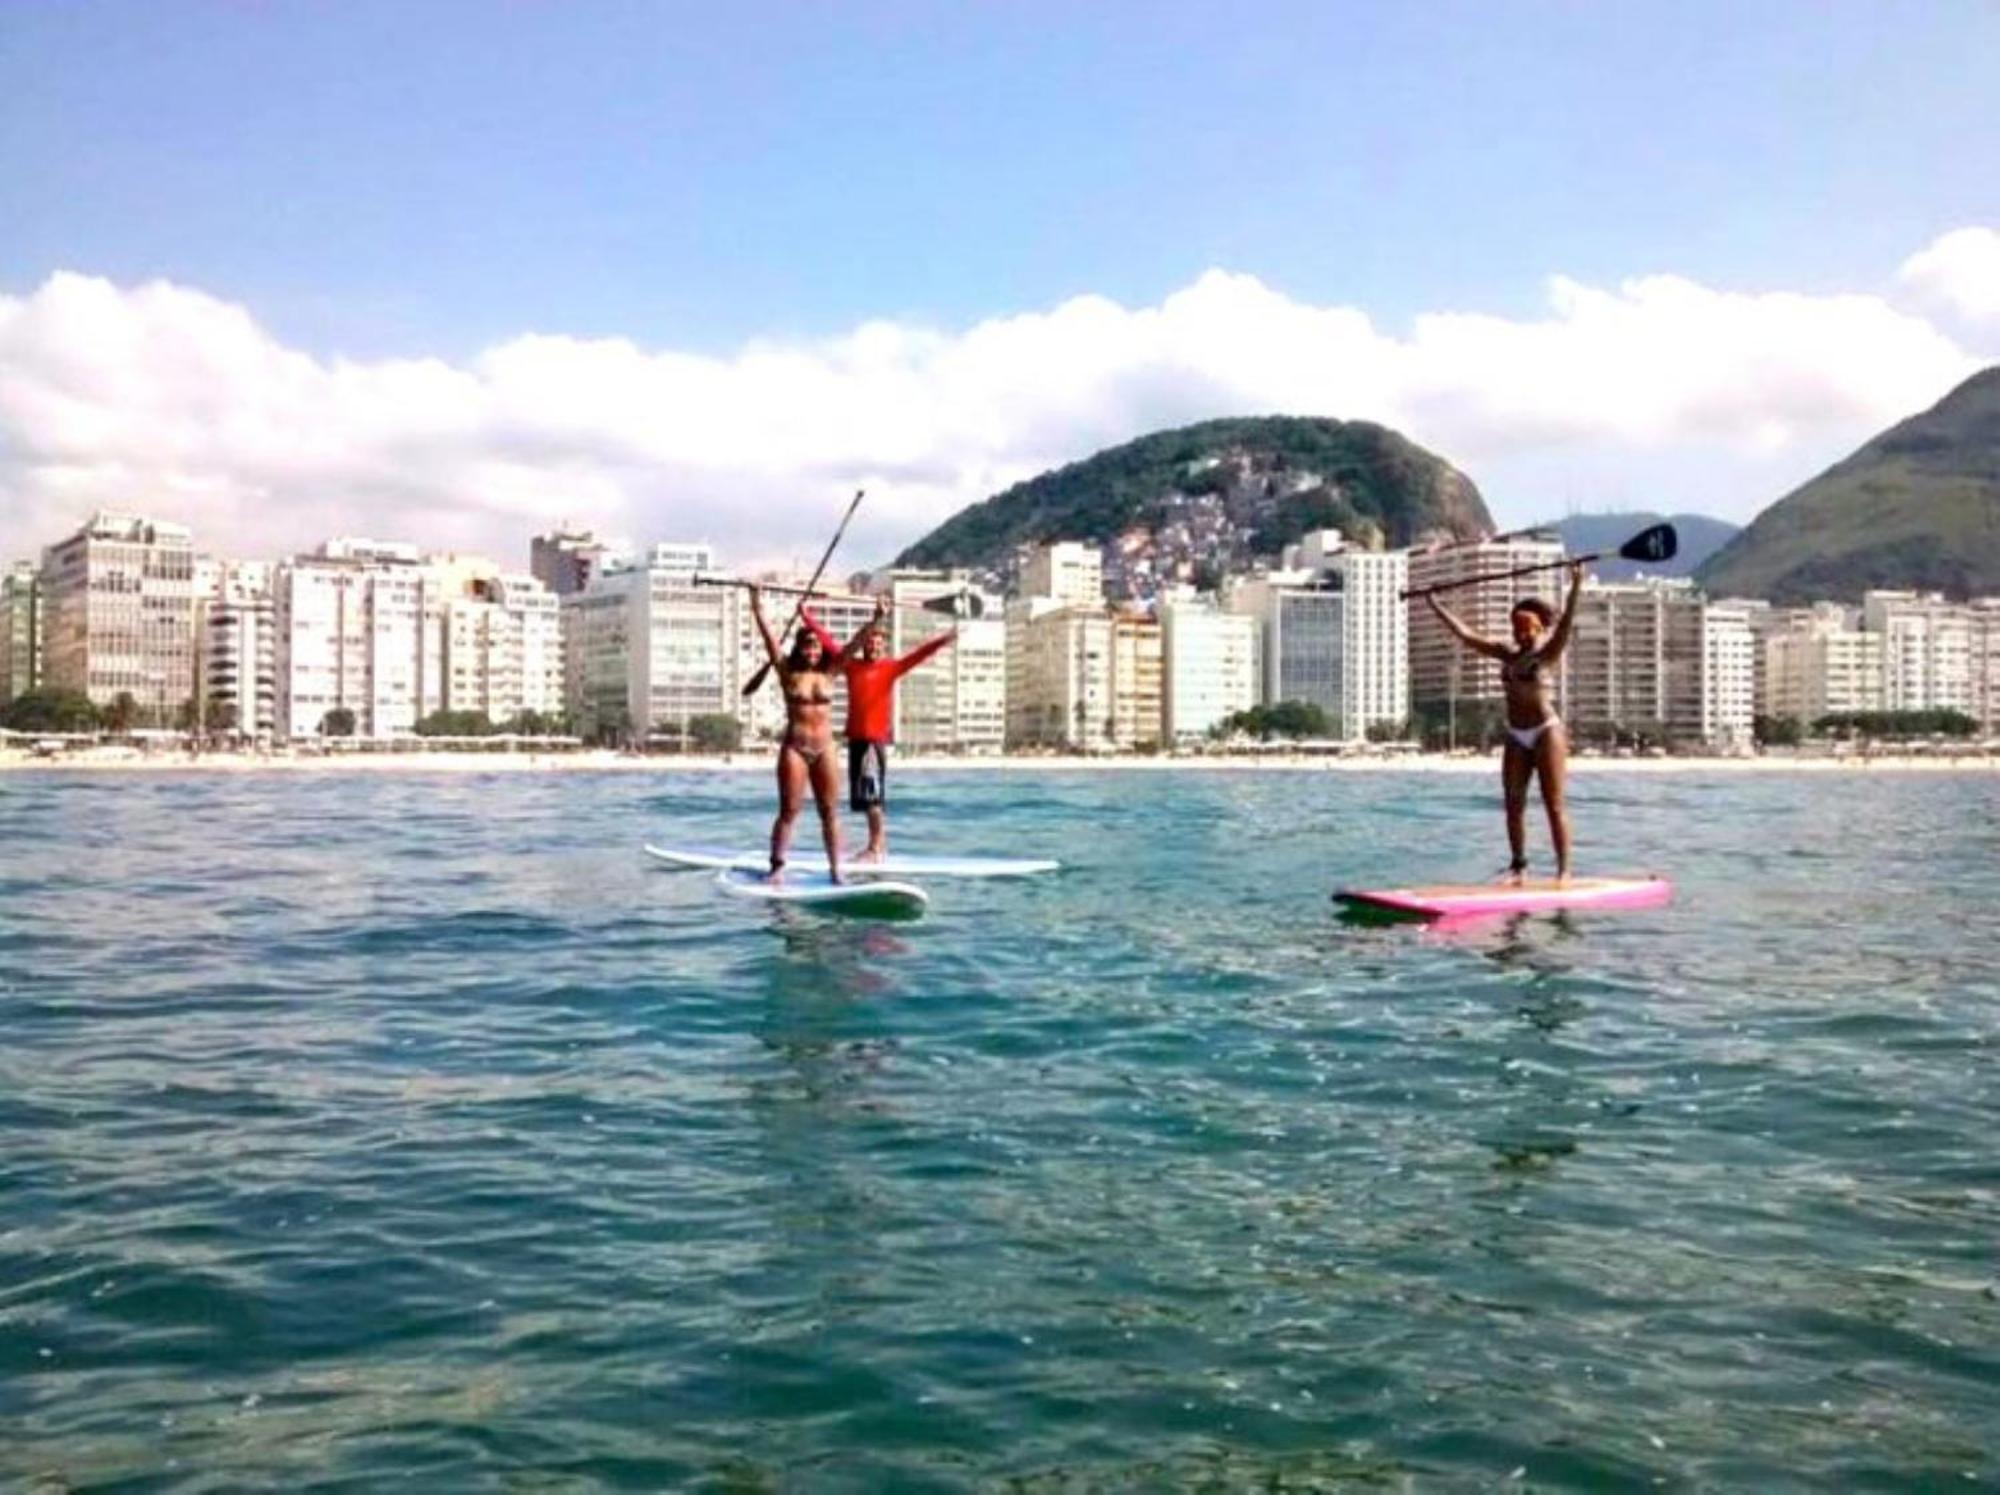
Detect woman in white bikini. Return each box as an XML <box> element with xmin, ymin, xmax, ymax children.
<box><xmin>1425</xmin><ymin>560</ymin><xmax>1585</xmax><ymax>883</ymax></box>
<box><xmin>747</xmin><ymin>585</ymin><xmax>844</xmax><ymax>884</ymax></box>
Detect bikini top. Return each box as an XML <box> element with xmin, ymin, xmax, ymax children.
<box><xmin>786</xmin><ymin>674</ymin><xmax>834</xmax><ymax>707</ymax></box>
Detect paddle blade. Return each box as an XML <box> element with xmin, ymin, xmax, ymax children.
<box><xmin>922</xmin><ymin>592</ymin><xmax>985</xmax><ymax>620</ymax></box>
<box><xmin>1618</xmin><ymin>523</ymin><xmax>1678</xmax><ymax>565</ymax></box>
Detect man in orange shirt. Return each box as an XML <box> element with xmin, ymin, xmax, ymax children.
<box><xmin>801</xmin><ymin>598</ymin><xmax>956</xmax><ymax>863</ymax></box>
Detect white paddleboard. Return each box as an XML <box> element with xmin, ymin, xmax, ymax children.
<box><xmin>646</xmin><ymin>844</ymin><xmax>1058</xmax><ymax>878</ymax></box>
<box><xmin>713</xmin><ymin>867</ymin><xmax>929</xmax><ymax>916</ymax></box>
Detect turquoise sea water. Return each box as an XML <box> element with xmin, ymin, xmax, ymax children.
<box><xmin>2</xmin><ymin>766</ymin><xmax>1996</xmax><ymax>1491</ymax></box>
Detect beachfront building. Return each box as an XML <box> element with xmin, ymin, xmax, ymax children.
<box><xmin>1760</xmin><ymin>604</ymin><xmax>1884</xmax><ymax>725</ymax></box>
<box><xmin>1</xmin><ymin>560</ymin><xmax>40</xmax><ymax>705</ymax></box>
<box><xmin>39</xmin><ymin>513</ymin><xmax>200</xmax><ymax>725</ymax></box>
<box><xmin>1020</xmin><ymin>541</ymin><xmax>1104</xmax><ymax>608</ymax></box>
<box><xmin>1862</xmin><ymin>590</ymin><xmax>1978</xmax><ymax>717</ymax></box>
<box><xmin>1974</xmin><ymin>600</ymin><xmax>2000</xmax><ymax>733</ymax></box>
<box><xmin>564</xmin><ymin>543</ymin><xmax>740</xmax><ymax>746</ymax></box>
<box><xmin>438</xmin><ymin>565</ymin><xmax>564</xmax><ymax>723</ymax></box>
<box><xmin>881</xmin><ymin>569</ymin><xmax>1006</xmax><ymax>753</ymax></box>
<box><xmin>1226</xmin><ymin>532</ymin><xmax>1410</xmax><ymax>741</ymax></box>
<box><xmin>1406</xmin><ymin>534</ymin><xmax>1566</xmax><ymax>740</ymax></box>
<box><xmin>274</xmin><ymin>539</ymin><xmax>445</xmax><ymax>739</ymax></box>
<box><xmin>1701</xmin><ymin>598</ymin><xmax>1765</xmax><ymax>751</ymax></box>
<box><xmin>1561</xmin><ymin>579</ymin><xmax>1706</xmax><ymax>745</ymax></box>
<box><xmin>1004</xmin><ymin>597</ymin><xmax>1113</xmax><ymax>751</ymax></box>
<box><xmin>201</xmin><ymin>561</ymin><xmax>277</xmax><ymax>738</ymax></box>
<box><xmin>1159</xmin><ymin>597</ymin><xmax>1258</xmax><ymax>743</ymax></box>
<box><xmin>1108</xmin><ymin>610</ymin><xmax>1162</xmax><ymax>750</ymax></box>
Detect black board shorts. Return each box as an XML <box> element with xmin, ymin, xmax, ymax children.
<box><xmin>848</xmin><ymin>739</ymin><xmax>890</xmax><ymax>812</ymax></box>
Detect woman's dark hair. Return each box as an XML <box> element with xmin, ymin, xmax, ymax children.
<box><xmin>1511</xmin><ymin>596</ymin><xmax>1555</xmax><ymax>627</ymax></box>
<box><xmin>786</xmin><ymin>630</ymin><xmax>827</xmax><ymax>673</ymax></box>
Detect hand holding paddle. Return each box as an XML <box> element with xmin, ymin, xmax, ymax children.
<box><xmin>742</xmin><ymin>488</ymin><xmax>865</xmax><ymax>696</ymax></box>
<box><xmin>1400</xmin><ymin>522</ymin><xmax>1677</xmax><ymax>601</ymax></box>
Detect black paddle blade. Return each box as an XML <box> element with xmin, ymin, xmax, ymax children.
<box><xmin>921</xmin><ymin>592</ymin><xmax>985</xmax><ymax>620</ymax></box>
<box><xmin>1618</xmin><ymin>523</ymin><xmax>1678</xmax><ymax>565</ymax></box>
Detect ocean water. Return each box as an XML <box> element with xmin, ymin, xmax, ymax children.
<box><xmin>1</xmin><ymin>766</ymin><xmax>1996</xmax><ymax>1491</ymax></box>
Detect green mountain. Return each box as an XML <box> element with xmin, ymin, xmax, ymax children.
<box><xmin>895</xmin><ymin>416</ymin><xmax>1492</xmax><ymax>582</ymax></box>
<box><xmin>1696</xmin><ymin>367</ymin><xmax>2000</xmax><ymax>603</ymax></box>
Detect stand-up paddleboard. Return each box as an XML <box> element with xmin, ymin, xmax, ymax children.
<box><xmin>1335</xmin><ymin>876</ymin><xmax>1672</xmax><ymax>922</ymax></box>
<box><xmin>646</xmin><ymin>844</ymin><xmax>1058</xmax><ymax>878</ymax></box>
<box><xmin>714</xmin><ymin>867</ymin><xmax>929</xmax><ymax>917</ymax></box>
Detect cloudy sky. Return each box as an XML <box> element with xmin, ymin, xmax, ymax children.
<box><xmin>3</xmin><ymin>2</ymin><xmax>1996</xmax><ymax>572</ymax></box>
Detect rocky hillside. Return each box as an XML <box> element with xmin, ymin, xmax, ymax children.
<box><xmin>895</xmin><ymin>416</ymin><xmax>1492</xmax><ymax>597</ymax></box>
<box><xmin>1696</xmin><ymin>367</ymin><xmax>2000</xmax><ymax>603</ymax></box>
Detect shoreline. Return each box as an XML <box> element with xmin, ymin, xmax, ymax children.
<box><xmin>5</xmin><ymin>746</ymin><xmax>1999</xmax><ymax>775</ymax></box>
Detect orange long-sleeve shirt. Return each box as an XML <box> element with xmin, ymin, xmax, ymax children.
<box><xmin>801</xmin><ymin>608</ymin><xmax>955</xmax><ymax>742</ymax></box>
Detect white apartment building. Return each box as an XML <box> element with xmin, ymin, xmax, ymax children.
<box><xmin>1109</xmin><ymin>610</ymin><xmax>1162</xmax><ymax>750</ymax></box>
<box><xmin>1862</xmin><ymin>591</ymin><xmax>1977</xmax><ymax>716</ymax></box>
<box><xmin>1020</xmin><ymin>541</ymin><xmax>1105</xmax><ymax>608</ymax></box>
<box><xmin>1225</xmin><ymin>533</ymin><xmax>1408</xmax><ymax>740</ymax></box>
<box><xmin>1406</xmin><ymin>535</ymin><xmax>1567</xmax><ymax>720</ymax></box>
<box><xmin>1761</xmin><ymin>604</ymin><xmax>1884</xmax><ymax>724</ymax></box>
<box><xmin>1005</xmin><ymin>597</ymin><xmax>1112</xmax><ymax>750</ymax></box>
<box><xmin>1159</xmin><ymin>598</ymin><xmax>1258</xmax><ymax>743</ymax></box>
<box><xmin>437</xmin><ymin>565</ymin><xmax>563</xmax><ymax>722</ymax></box>
<box><xmin>1974</xmin><ymin>600</ymin><xmax>2000</xmax><ymax>733</ymax></box>
<box><xmin>1561</xmin><ymin>579</ymin><xmax>1706</xmax><ymax>744</ymax></box>
<box><xmin>1</xmin><ymin>560</ymin><xmax>40</xmax><ymax>704</ymax></box>
<box><xmin>882</xmin><ymin>569</ymin><xmax>1006</xmax><ymax>753</ymax></box>
<box><xmin>202</xmin><ymin>560</ymin><xmax>277</xmax><ymax>737</ymax></box>
<box><xmin>565</xmin><ymin>543</ymin><xmax>739</xmax><ymax>745</ymax></box>
<box><xmin>1701</xmin><ymin>598</ymin><xmax>1764</xmax><ymax>750</ymax></box>
<box><xmin>275</xmin><ymin>539</ymin><xmax>444</xmax><ymax>739</ymax></box>
<box><xmin>39</xmin><ymin>513</ymin><xmax>200</xmax><ymax>724</ymax></box>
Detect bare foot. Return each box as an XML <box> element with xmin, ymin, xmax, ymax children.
<box><xmin>1497</xmin><ymin>863</ymin><xmax>1527</xmax><ymax>886</ymax></box>
<box><xmin>851</xmin><ymin>847</ymin><xmax>885</xmax><ymax>865</ymax></box>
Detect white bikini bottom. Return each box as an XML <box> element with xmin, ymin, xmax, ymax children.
<box><xmin>1505</xmin><ymin>716</ymin><xmax>1560</xmax><ymax>752</ymax></box>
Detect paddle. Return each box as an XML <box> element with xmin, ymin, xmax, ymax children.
<box><xmin>697</xmin><ymin>574</ymin><xmax>985</xmax><ymax>620</ymax></box>
<box><xmin>741</xmin><ymin>488</ymin><xmax>865</xmax><ymax>696</ymax></box>
<box><xmin>1399</xmin><ymin>522</ymin><xmax>1677</xmax><ymax>600</ymax></box>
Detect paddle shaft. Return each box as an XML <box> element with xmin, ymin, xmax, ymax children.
<box><xmin>698</xmin><ymin>573</ymin><xmax>979</xmax><ymax>618</ymax></box>
<box><xmin>1400</xmin><ymin>552</ymin><xmax>1589</xmax><ymax>601</ymax></box>
<box><xmin>742</xmin><ymin>489</ymin><xmax>865</xmax><ymax>696</ymax></box>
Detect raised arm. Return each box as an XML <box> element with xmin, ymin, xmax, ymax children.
<box><xmin>1540</xmin><ymin>561</ymin><xmax>1586</xmax><ymax>662</ymax></box>
<box><xmin>1424</xmin><ymin>592</ymin><xmax>1512</xmax><ymax>661</ymax></box>
<box><xmin>892</xmin><ymin>625</ymin><xmax>957</xmax><ymax>679</ymax></box>
<box><xmin>797</xmin><ymin>606</ymin><xmax>844</xmax><ymax>663</ymax></box>
<box><xmin>749</xmin><ymin>586</ymin><xmax>789</xmax><ymax>680</ymax></box>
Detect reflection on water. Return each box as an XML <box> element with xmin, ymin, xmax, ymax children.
<box><xmin>1</xmin><ymin>766</ymin><xmax>1996</xmax><ymax>1489</ymax></box>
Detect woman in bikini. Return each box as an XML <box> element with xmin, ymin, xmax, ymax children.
<box><xmin>1425</xmin><ymin>560</ymin><xmax>1585</xmax><ymax>883</ymax></box>
<box><xmin>748</xmin><ymin>584</ymin><xmax>844</xmax><ymax>884</ymax></box>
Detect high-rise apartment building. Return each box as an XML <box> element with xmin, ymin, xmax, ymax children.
<box><xmin>1761</xmin><ymin>604</ymin><xmax>1884</xmax><ymax>724</ymax></box>
<box><xmin>881</xmin><ymin>569</ymin><xmax>1005</xmax><ymax>753</ymax></box>
<box><xmin>1108</xmin><ymin>610</ymin><xmax>1162</xmax><ymax>750</ymax></box>
<box><xmin>1862</xmin><ymin>591</ymin><xmax>1977</xmax><ymax>716</ymax></box>
<box><xmin>1020</xmin><ymin>542</ymin><xmax>1105</xmax><ymax>608</ymax></box>
<box><xmin>1</xmin><ymin>560</ymin><xmax>41</xmax><ymax>705</ymax></box>
<box><xmin>1700</xmin><ymin>598</ymin><xmax>1765</xmax><ymax>750</ymax></box>
<box><xmin>1973</xmin><ymin>600</ymin><xmax>2000</xmax><ymax>733</ymax></box>
<box><xmin>1226</xmin><ymin>533</ymin><xmax>1408</xmax><ymax>740</ymax></box>
<box><xmin>202</xmin><ymin>561</ymin><xmax>277</xmax><ymax>737</ymax></box>
<box><xmin>1159</xmin><ymin>598</ymin><xmax>1258</xmax><ymax>743</ymax></box>
<box><xmin>1406</xmin><ymin>536</ymin><xmax>1567</xmax><ymax>725</ymax></box>
<box><xmin>39</xmin><ymin>513</ymin><xmax>199</xmax><ymax>724</ymax></box>
<box><xmin>1005</xmin><ymin>597</ymin><xmax>1112</xmax><ymax>750</ymax></box>
<box><xmin>564</xmin><ymin>543</ymin><xmax>741</xmax><ymax>744</ymax></box>
<box><xmin>1561</xmin><ymin>579</ymin><xmax>1706</xmax><ymax>743</ymax></box>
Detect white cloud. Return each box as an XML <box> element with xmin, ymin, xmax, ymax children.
<box><xmin>0</xmin><ymin>237</ymin><xmax>1990</xmax><ymax>572</ymax></box>
<box><xmin>1898</xmin><ymin>227</ymin><xmax>2000</xmax><ymax>326</ymax></box>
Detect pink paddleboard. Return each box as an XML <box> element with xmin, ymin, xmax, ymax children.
<box><xmin>1335</xmin><ymin>876</ymin><xmax>1673</xmax><ymax>922</ymax></box>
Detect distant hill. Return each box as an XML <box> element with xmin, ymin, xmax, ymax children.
<box><xmin>895</xmin><ymin>416</ymin><xmax>1492</xmax><ymax>591</ymax></box>
<box><xmin>1696</xmin><ymin>367</ymin><xmax>2000</xmax><ymax>603</ymax></box>
<box><xmin>1549</xmin><ymin>512</ymin><xmax>1740</xmax><ymax>581</ymax></box>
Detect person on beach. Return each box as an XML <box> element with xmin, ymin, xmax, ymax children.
<box><xmin>801</xmin><ymin>598</ymin><xmax>956</xmax><ymax>864</ymax></box>
<box><xmin>1424</xmin><ymin>560</ymin><xmax>1586</xmax><ymax>883</ymax></box>
<box><xmin>747</xmin><ymin>585</ymin><xmax>844</xmax><ymax>883</ymax></box>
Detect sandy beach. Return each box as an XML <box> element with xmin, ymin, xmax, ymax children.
<box><xmin>5</xmin><ymin>744</ymin><xmax>1997</xmax><ymax>774</ymax></box>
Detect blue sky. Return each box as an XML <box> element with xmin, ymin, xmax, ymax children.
<box><xmin>2</xmin><ymin>1</ymin><xmax>1996</xmax><ymax>563</ymax></box>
